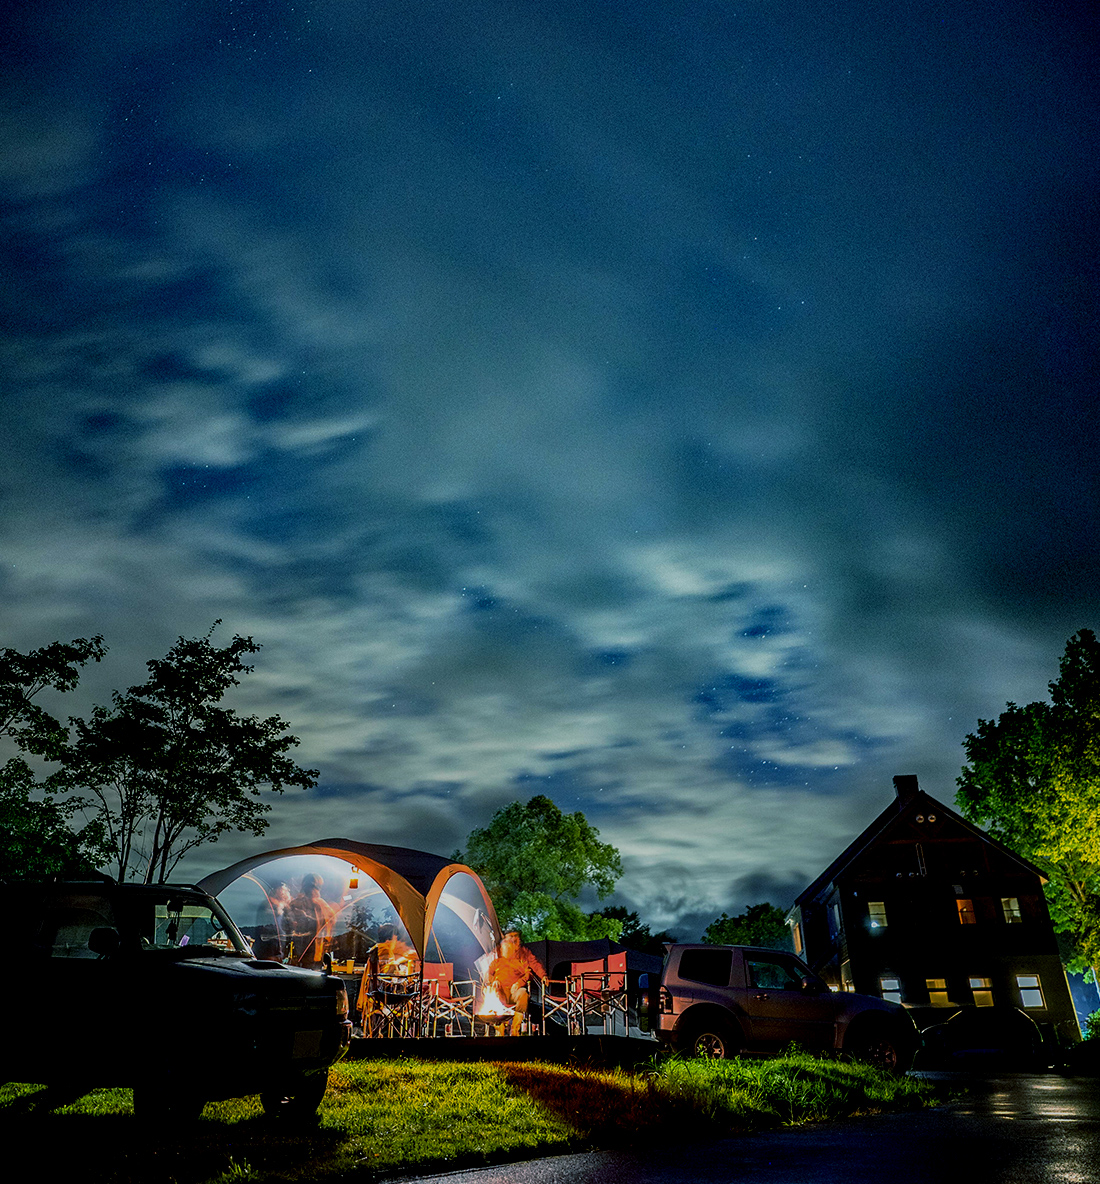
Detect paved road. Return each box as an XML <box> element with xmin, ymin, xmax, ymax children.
<box><xmin>396</xmin><ymin>1074</ymin><xmax>1100</xmax><ymax>1184</ymax></box>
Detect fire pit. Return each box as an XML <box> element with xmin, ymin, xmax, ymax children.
<box><xmin>473</xmin><ymin>989</ymin><xmax>514</xmax><ymax>1035</ymax></box>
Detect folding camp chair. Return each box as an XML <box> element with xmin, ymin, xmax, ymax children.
<box><xmin>570</xmin><ymin>952</ymin><xmax>629</xmax><ymax>1035</ymax></box>
<box><xmin>359</xmin><ymin>969</ymin><xmax>421</xmax><ymax>1037</ymax></box>
<box><xmin>541</xmin><ymin>976</ymin><xmax>581</xmax><ymax>1035</ymax></box>
<box><xmin>422</xmin><ymin>963</ymin><xmax>475</xmax><ymax>1035</ymax></box>
<box><xmin>420</xmin><ymin>963</ymin><xmax>452</xmax><ymax>1036</ymax></box>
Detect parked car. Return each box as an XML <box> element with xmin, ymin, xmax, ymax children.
<box><xmin>0</xmin><ymin>878</ymin><xmax>352</xmax><ymax>1117</ymax></box>
<box><xmin>918</xmin><ymin>1005</ymin><xmax>1047</xmax><ymax>1069</ymax></box>
<box><xmin>645</xmin><ymin>944</ymin><xmax>918</xmax><ymax>1071</ymax></box>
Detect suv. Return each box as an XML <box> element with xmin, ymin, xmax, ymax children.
<box><xmin>0</xmin><ymin>879</ymin><xmax>352</xmax><ymax>1117</ymax></box>
<box><xmin>648</xmin><ymin>944</ymin><xmax>917</xmax><ymax>1071</ymax></box>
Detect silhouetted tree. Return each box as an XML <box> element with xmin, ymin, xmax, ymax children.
<box><xmin>59</xmin><ymin>623</ymin><xmax>317</xmax><ymax>883</ymax></box>
<box><xmin>597</xmin><ymin>904</ymin><xmax>677</xmax><ymax>953</ymax></box>
<box><xmin>0</xmin><ymin>635</ymin><xmax>109</xmax><ymax>878</ymax></box>
<box><xmin>703</xmin><ymin>902</ymin><xmax>792</xmax><ymax>950</ymax></box>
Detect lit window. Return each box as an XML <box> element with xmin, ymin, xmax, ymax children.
<box><xmin>956</xmin><ymin>898</ymin><xmax>976</xmax><ymax>925</ymax></box>
<box><xmin>925</xmin><ymin>977</ymin><xmax>951</xmax><ymax>1007</ymax></box>
<box><xmin>880</xmin><ymin>975</ymin><xmax>902</xmax><ymax>1004</ymax></box>
<box><xmin>1016</xmin><ymin>974</ymin><xmax>1044</xmax><ymax>1009</ymax></box>
<box><xmin>841</xmin><ymin>959</ymin><xmax>854</xmax><ymax>992</ymax></box>
<box><xmin>969</xmin><ymin>976</ymin><xmax>994</xmax><ymax>1007</ymax></box>
<box><xmin>792</xmin><ymin>921</ymin><xmax>803</xmax><ymax>955</ymax></box>
<box><xmin>1001</xmin><ymin>897</ymin><xmax>1022</xmax><ymax>923</ymax></box>
<box><xmin>868</xmin><ymin>901</ymin><xmax>888</xmax><ymax>929</ymax></box>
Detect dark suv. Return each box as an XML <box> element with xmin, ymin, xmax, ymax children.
<box><xmin>649</xmin><ymin>944</ymin><xmax>918</xmax><ymax>1071</ymax></box>
<box><xmin>0</xmin><ymin>879</ymin><xmax>352</xmax><ymax>1117</ymax></box>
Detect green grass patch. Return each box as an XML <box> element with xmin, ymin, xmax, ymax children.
<box><xmin>0</xmin><ymin>1052</ymin><xmax>941</xmax><ymax>1183</ymax></box>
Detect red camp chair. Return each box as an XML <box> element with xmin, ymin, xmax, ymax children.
<box><xmin>421</xmin><ymin>963</ymin><xmax>452</xmax><ymax>1036</ymax></box>
<box><xmin>541</xmin><ymin>976</ymin><xmax>581</xmax><ymax>1035</ymax></box>
<box><xmin>570</xmin><ymin>952</ymin><xmax>629</xmax><ymax>1035</ymax></box>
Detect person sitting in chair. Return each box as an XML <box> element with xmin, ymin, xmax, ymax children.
<box><xmin>485</xmin><ymin>930</ymin><xmax>547</xmax><ymax>1036</ymax></box>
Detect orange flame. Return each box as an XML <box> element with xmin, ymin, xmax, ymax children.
<box><xmin>478</xmin><ymin>984</ymin><xmax>513</xmax><ymax>1018</ymax></box>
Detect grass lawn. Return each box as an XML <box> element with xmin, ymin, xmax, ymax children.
<box><xmin>0</xmin><ymin>1052</ymin><xmax>942</xmax><ymax>1183</ymax></box>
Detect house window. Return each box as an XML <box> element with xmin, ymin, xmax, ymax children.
<box><xmin>879</xmin><ymin>975</ymin><xmax>902</xmax><ymax>1004</ymax></box>
<box><xmin>791</xmin><ymin>921</ymin><xmax>803</xmax><ymax>955</ymax></box>
<box><xmin>925</xmin><ymin>977</ymin><xmax>951</xmax><ymax>1007</ymax></box>
<box><xmin>956</xmin><ymin>898</ymin><xmax>977</xmax><ymax>925</ymax></box>
<box><xmin>1001</xmin><ymin>897</ymin><xmax>1022</xmax><ymax>923</ymax></box>
<box><xmin>868</xmin><ymin>901</ymin><xmax>888</xmax><ymax>929</ymax></box>
<box><xmin>841</xmin><ymin>959</ymin><xmax>854</xmax><ymax>992</ymax></box>
<box><xmin>829</xmin><ymin>901</ymin><xmax>843</xmax><ymax>938</ymax></box>
<box><xmin>969</xmin><ymin>976</ymin><xmax>994</xmax><ymax>1007</ymax></box>
<box><xmin>1016</xmin><ymin>974</ymin><xmax>1044</xmax><ymax>1009</ymax></box>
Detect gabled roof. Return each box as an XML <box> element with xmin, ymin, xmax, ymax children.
<box><xmin>794</xmin><ymin>777</ymin><xmax>1047</xmax><ymax>907</ymax></box>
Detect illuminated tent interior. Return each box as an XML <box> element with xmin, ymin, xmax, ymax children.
<box><xmin>198</xmin><ymin>839</ymin><xmax>500</xmax><ymax>982</ymax></box>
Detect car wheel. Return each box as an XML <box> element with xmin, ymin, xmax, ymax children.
<box><xmin>846</xmin><ymin>1026</ymin><xmax>908</xmax><ymax>1073</ymax></box>
<box><xmin>261</xmin><ymin>1070</ymin><xmax>329</xmax><ymax>1119</ymax></box>
<box><xmin>681</xmin><ymin>1018</ymin><xmax>740</xmax><ymax>1059</ymax></box>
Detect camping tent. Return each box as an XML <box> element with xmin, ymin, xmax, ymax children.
<box><xmin>198</xmin><ymin>838</ymin><xmax>500</xmax><ymax>979</ymax></box>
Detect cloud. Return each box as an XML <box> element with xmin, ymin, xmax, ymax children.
<box><xmin>1</xmin><ymin>0</ymin><xmax>1095</xmax><ymax>938</ymax></box>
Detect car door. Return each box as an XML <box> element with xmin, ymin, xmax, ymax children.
<box><xmin>37</xmin><ymin>889</ymin><xmax>136</xmax><ymax>1077</ymax></box>
<box><xmin>740</xmin><ymin>952</ymin><xmax>836</xmax><ymax>1051</ymax></box>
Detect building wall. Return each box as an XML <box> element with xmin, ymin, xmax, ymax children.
<box><xmin>795</xmin><ymin>791</ymin><xmax>1080</xmax><ymax>1043</ymax></box>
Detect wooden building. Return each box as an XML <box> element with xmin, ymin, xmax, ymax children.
<box><xmin>788</xmin><ymin>775</ymin><xmax>1079</xmax><ymax>1042</ymax></box>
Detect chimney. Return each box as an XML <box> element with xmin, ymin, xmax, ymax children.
<box><xmin>893</xmin><ymin>774</ymin><xmax>920</xmax><ymax>802</ymax></box>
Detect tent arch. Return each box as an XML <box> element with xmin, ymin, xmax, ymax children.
<box><xmin>198</xmin><ymin>838</ymin><xmax>499</xmax><ymax>961</ymax></box>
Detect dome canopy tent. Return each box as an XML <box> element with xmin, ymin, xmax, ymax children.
<box><xmin>198</xmin><ymin>839</ymin><xmax>500</xmax><ymax>973</ymax></box>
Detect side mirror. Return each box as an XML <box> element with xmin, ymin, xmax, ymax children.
<box><xmin>88</xmin><ymin>927</ymin><xmax>120</xmax><ymax>957</ymax></box>
<box><xmin>801</xmin><ymin>976</ymin><xmax>824</xmax><ymax>994</ymax></box>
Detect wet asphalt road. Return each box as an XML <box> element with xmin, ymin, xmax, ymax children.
<box><xmin>395</xmin><ymin>1073</ymin><xmax>1100</xmax><ymax>1184</ymax></box>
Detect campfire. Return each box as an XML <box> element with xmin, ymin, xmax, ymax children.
<box><xmin>381</xmin><ymin>950</ymin><xmax>415</xmax><ymax>976</ymax></box>
<box><xmin>475</xmin><ymin>984</ymin><xmax>514</xmax><ymax>1024</ymax></box>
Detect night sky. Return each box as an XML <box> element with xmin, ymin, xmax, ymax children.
<box><xmin>2</xmin><ymin>0</ymin><xmax>1097</xmax><ymax>936</ymax></box>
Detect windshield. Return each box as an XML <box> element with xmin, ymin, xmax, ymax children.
<box><xmin>114</xmin><ymin>889</ymin><xmax>253</xmax><ymax>955</ymax></box>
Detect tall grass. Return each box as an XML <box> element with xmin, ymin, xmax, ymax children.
<box><xmin>0</xmin><ymin>1052</ymin><xmax>939</xmax><ymax>1184</ymax></box>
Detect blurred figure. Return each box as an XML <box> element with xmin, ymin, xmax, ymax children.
<box><xmin>254</xmin><ymin>881</ymin><xmax>292</xmax><ymax>959</ymax></box>
<box><xmin>286</xmin><ymin>873</ymin><xmax>336</xmax><ymax>967</ymax></box>
<box><xmin>370</xmin><ymin>922</ymin><xmax>417</xmax><ymax>975</ymax></box>
<box><xmin>485</xmin><ymin>930</ymin><xmax>546</xmax><ymax>1036</ymax></box>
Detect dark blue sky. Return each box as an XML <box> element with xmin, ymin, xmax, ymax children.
<box><xmin>1</xmin><ymin>0</ymin><xmax>1097</xmax><ymax>935</ymax></box>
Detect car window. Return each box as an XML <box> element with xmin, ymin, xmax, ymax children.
<box><xmin>114</xmin><ymin>892</ymin><xmax>252</xmax><ymax>954</ymax></box>
<box><xmin>747</xmin><ymin>955</ymin><xmax>805</xmax><ymax>991</ymax></box>
<box><xmin>33</xmin><ymin>893</ymin><xmax>118</xmax><ymax>959</ymax></box>
<box><xmin>677</xmin><ymin>948</ymin><xmax>733</xmax><ymax>987</ymax></box>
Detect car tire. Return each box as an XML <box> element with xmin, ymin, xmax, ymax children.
<box><xmin>680</xmin><ymin>1016</ymin><xmax>740</xmax><ymax>1059</ymax></box>
<box><xmin>845</xmin><ymin>1024</ymin><xmax>910</xmax><ymax>1073</ymax></box>
<box><xmin>261</xmin><ymin>1070</ymin><xmax>329</xmax><ymax>1119</ymax></box>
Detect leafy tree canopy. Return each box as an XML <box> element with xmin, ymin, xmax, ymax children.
<box><xmin>956</xmin><ymin>628</ymin><xmax>1100</xmax><ymax>976</ymax></box>
<box><xmin>0</xmin><ymin>758</ymin><xmax>108</xmax><ymax>879</ymax></box>
<box><xmin>596</xmin><ymin>905</ymin><xmax>678</xmax><ymax>954</ymax></box>
<box><xmin>0</xmin><ymin>635</ymin><xmax>109</xmax><ymax>879</ymax></box>
<box><xmin>0</xmin><ymin>635</ymin><xmax>106</xmax><ymax>759</ymax></box>
<box><xmin>58</xmin><ymin>623</ymin><xmax>318</xmax><ymax>883</ymax></box>
<box><xmin>458</xmin><ymin>795</ymin><xmax>624</xmax><ymax>941</ymax></box>
<box><xmin>703</xmin><ymin>902</ymin><xmax>792</xmax><ymax>950</ymax></box>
